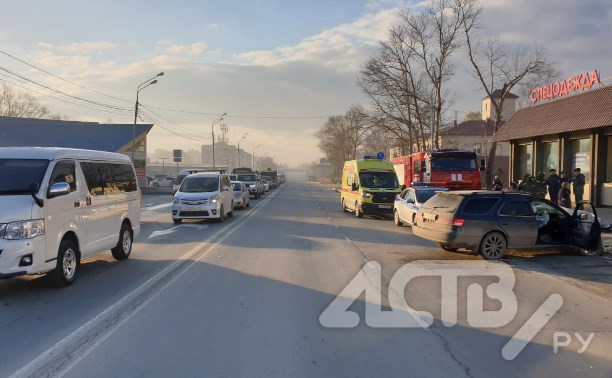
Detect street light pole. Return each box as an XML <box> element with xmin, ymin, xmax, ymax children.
<box><xmin>237</xmin><ymin>133</ymin><xmax>247</xmax><ymax>167</ymax></box>
<box><xmin>211</xmin><ymin>112</ymin><xmax>227</xmax><ymax>170</ymax></box>
<box><xmin>132</xmin><ymin>72</ymin><xmax>164</xmax><ymax>163</ymax></box>
<box><xmin>252</xmin><ymin>144</ymin><xmax>261</xmax><ymax>170</ymax></box>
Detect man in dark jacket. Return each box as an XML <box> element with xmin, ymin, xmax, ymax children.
<box><xmin>572</xmin><ymin>168</ymin><xmax>586</xmax><ymax>205</ymax></box>
<box><xmin>545</xmin><ymin>169</ymin><xmax>560</xmax><ymax>205</ymax></box>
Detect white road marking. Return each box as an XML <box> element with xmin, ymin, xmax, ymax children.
<box><xmin>142</xmin><ymin>203</ymin><xmax>172</xmax><ymax>211</ymax></box>
<box><xmin>9</xmin><ymin>187</ymin><xmax>281</xmax><ymax>378</ymax></box>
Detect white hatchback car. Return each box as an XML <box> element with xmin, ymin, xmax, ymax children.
<box><xmin>231</xmin><ymin>181</ymin><xmax>250</xmax><ymax>209</ymax></box>
<box><xmin>172</xmin><ymin>172</ymin><xmax>234</xmax><ymax>223</ymax></box>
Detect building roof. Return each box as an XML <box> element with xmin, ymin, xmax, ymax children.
<box><xmin>483</xmin><ymin>89</ymin><xmax>518</xmax><ymax>100</ymax></box>
<box><xmin>440</xmin><ymin>119</ymin><xmax>503</xmax><ymax>136</ymax></box>
<box><xmin>0</xmin><ymin>117</ymin><xmax>153</xmax><ymax>151</ymax></box>
<box><xmin>0</xmin><ymin>147</ymin><xmax>133</xmax><ymax>161</ymax></box>
<box><xmin>491</xmin><ymin>84</ymin><xmax>612</xmax><ymax>142</ymax></box>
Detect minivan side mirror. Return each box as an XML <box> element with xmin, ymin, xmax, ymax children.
<box><xmin>351</xmin><ymin>183</ymin><xmax>358</xmax><ymax>191</ymax></box>
<box><xmin>48</xmin><ymin>182</ymin><xmax>71</xmax><ymax>198</ymax></box>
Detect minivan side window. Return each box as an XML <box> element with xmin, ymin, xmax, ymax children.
<box><xmin>80</xmin><ymin>162</ymin><xmax>137</xmax><ymax>195</ymax></box>
<box><xmin>461</xmin><ymin>197</ymin><xmax>500</xmax><ymax>215</ymax></box>
<box><xmin>48</xmin><ymin>160</ymin><xmax>77</xmax><ymax>192</ymax></box>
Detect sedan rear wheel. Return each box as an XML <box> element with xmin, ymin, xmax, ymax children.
<box><xmin>479</xmin><ymin>232</ymin><xmax>507</xmax><ymax>260</ymax></box>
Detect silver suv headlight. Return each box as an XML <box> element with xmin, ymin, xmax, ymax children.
<box><xmin>173</xmin><ymin>196</ymin><xmax>180</xmax><ymax>204</ymax></box>
<box><xmin>210</xmin><ymin>195</ymin><xmax>219</xmax><ymax>203</ymax></box>
<box><xmin>3</xmin><ymin>220</ymin><xmax>45</xmax><ymax>240</ymax></box>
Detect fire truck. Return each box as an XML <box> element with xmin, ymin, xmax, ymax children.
<box><xmin>392</xmin><ymin>149</ymin><xmax>484</xmax><ymax>190</ymax></box>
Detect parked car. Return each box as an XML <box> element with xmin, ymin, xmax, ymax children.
<box><xmin>261</xmin><ymin>178</ymin><xmax>270</xmax><ymax>192</ymax></box>
<box><xmin>231</xmin><ymin>181</ymin><xmax>250</xmax><ymax>209</ymax></box>
<box><xmin>413</xmin><ymin>191</ymin><xmax>602</xmax><ymax>260</ymax></box>
<box><xmin>149</xmin><ymin>176</ymin><xmax>175</xmax><ymax>188</ymax></box>
<box><xmin>394</xmin><ymin>186</ymin><xmax>448</xmax><ymax>227</ymax></box>
<box><xmin>172</xmin><ymin>172</ymin><xmax>234</xmax><ymax>223</ymax></box>
<box><xmin>0</xmin><ymin>147</ymin><xmax>140</xmax><ymax>286</ymax></box>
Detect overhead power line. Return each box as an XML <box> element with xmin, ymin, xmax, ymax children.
<box><xmin>0</xmin><ymin>75</ymin><xmax>131</xmax><ymax>116</ymax></box>
<box><xmin>0</xmin><ymin>49</ymin><xmax>133</xmax><ymax>104</ymax></box>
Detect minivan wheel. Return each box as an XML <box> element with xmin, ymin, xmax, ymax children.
<box><xmin>394</xmin><ymin>210</ymin><xmax>403</xmax><ymax>226</ymax></box>
<box><xmin>111</xmin><ymin>223</ymin><xmax>133</xmax><ymax>261</ymax></box>
<box><xmin>217</xmin><ymin>206</ymin><xmax>225</xmax><ymax>223</ymax></box>
<box><xmin>50</xmin><ymin>240</ymin><xmax>79</xmax><ymax>287</ymax></box>
<box><xmin>342</xmin><ymin>199</ymin><xmax>347</xmax><ymax>212</ymax></box>
<box><xmin>479</xmin><ymin>232</ymin><xmax>507</xmax><ymax>260</ymax></box>
<box><xmin>355</xmin><ymin>202</ymin><xmax>363</xmax><ymax>218</ymax></box>
<box><xmin>228</xmin><ymin>202</ymin><xmax>234</xmax><ymax>217</ymax></box>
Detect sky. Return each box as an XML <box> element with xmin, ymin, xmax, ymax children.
<box><xmin>1</xmin><ymin>0</ymin><xmax>611</xmax><ymax>167</ymax></box>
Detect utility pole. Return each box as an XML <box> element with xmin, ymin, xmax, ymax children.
<box><xmin>160</xmin><ymin>157</ymin><xmax>169</xmax><ymax>175</ymax></box>
<box><xmin>211</xmin><ymin>113</ymin><xmax>227</xmax><ymax>170</ymax></box>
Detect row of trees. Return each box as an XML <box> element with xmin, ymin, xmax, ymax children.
<box><xmin>315</xmin><ymin>0</ymin><xmax>557</xmax><ymax>186</ymax></box>
<box><xmin>0</xmin><ymin>83</ymin><xmax>66</xmax><ymax>119</ymax></box>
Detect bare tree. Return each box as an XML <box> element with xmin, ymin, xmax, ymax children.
<box><xmin>458</xmin><ymin>0</ymin><xmax>558</xmax><ymax>188</ymax></box>
<box><xmin>0</xmin><ymin>84</ymin><xmax>68</xmax><ymax>120</ymax></box>
<box><xmin>464</xmin><ymin>111</ymin><xmax>481</xmax><ymax>121</ymax></box>
<box><xmin>358</xmin><ymin>0</ymin><xmax>470</xmax><ymax>154</ymax></box>
<box><xmin>314</xmin><ymin>105</ymin><xmax>369</xmax><ymax>180</ymax></box>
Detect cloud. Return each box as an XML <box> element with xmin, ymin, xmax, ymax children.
<box><xmin>38</xmin><ymin>41</ymin><xmax>53</xmax><ymax>49</ymax></box>
<box><xmin>208</xmin><ymin>23</ymin><xmax>218</xmax><ymax>29</ymax></box>
<box><xmin>163</xmin><ymin>42</ymin><xmax>207</xmax><ymax>56</ymax></box>
<box><xmin>237</xmin><ymin>8</ymin><xmax>401</xmax><ymax>71</ymax></box>
<box><xmin>58</xmin><ymin>41</ymin><xmax>117</xmax><ymax>54</ymax></box>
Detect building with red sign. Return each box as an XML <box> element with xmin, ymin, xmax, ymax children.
<box><xmin>492</xmin><ymin>83</ymin><xmax>612</xmax><ymax>207</ymax></box>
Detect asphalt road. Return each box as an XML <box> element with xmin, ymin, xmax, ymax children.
<box><xmin>1</xmin><ymin>182</ymin><xmax>611</xmax><ymax>377</ymax></box>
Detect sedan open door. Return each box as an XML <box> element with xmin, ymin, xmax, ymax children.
<box><xmin>570</xmin><ymin>202</ymin><xmax>603</xmax><ymax>256</ymax></box>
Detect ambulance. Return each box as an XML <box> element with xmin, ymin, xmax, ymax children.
<box><xmin>340</xmin><ymin>153</ymin><xmax>402</xmax><ymax>218</ymax></box>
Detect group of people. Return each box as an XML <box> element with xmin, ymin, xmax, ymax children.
<box><xmin>514</xmin><ymin>168</ymin><xmax>585</xmax><ymax>208</ymax></box>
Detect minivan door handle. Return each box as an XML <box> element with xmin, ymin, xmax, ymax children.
<box><xmin>74</xmin><ymin>200</ymin><xmax>81</xmax><ymax>208</ymax></box>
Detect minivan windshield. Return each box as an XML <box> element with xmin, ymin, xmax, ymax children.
<box><xmin>180</xmin><ymin>177</ymin><xmax>219</xmax><ymax>193</ymax></box>
<box><xmin>237</xmin><ymin>174</ymin><xmax>257</xmax><ymax>181</ymax></box>
<box><xmin>232</xmin><ymin>182</ymin><xmax>243</xmax><ymax>191</ymax></box>
<box><xmin>358</xmin><ymin>172</ymin><xmax>399</xmax><ymax>189</ymax></box>
<box><xmin>0</xmin><ymin>159</ymin><xmax>49</xmax><ymax>194</ymax></box>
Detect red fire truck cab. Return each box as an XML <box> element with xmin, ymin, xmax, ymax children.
<box><xmin>392</xmin><ymin>149</ymin><xmax>484</xmax><ymax>190</ymax></box>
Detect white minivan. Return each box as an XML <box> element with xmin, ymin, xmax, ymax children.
<box><xmin>0</xmin><ymin>147</ymin><xmax>141</xmax><ymax>286</ymax></box>
<box><xmin>172</xmin><ymin>172</ymin><xmax>234</xmax><ymax>223</ymax></box>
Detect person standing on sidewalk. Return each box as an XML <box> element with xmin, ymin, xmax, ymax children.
<box><xmin>572</xmin><ymin>168</ymin><xmax>586</xmax><ymax>206</ymax></box>
<box><xmin>492</xmin><ymin>175</ymin><xmax>503</xmax><ymax>191</ymax></box>
<box><xmin>558</xmin><ymin>182</ymin><xmax>571</xmax><ymax>208</ymax></box>
<box><xmin>545</xmin><ymin>169</ymin><xmax>560</xmax><ymax>205</ymax></box>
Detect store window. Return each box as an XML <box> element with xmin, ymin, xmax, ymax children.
<box><xmin>517</xmin><ymin>143</ymin><xmax>532</xmax><ymax>177</ymax></box>
<box><xmin>607</xmin><ymin>136</ymin><xmax>612</xmax><ymax>183</ymax></box>
<box><xmin>571</xmin><ymin>138</ymin><xmax>591</xmax><ymax>201</ymax></box>
<box><xmin>542</xmin><ymin>142</ymin><xmax>559</xmax><ymax>173</ymax></box>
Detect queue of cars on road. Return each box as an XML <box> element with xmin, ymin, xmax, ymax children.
<box><xmin>340</xmin><ymin>154</ymin><xmax>604</xmax><ymax>261</ymax></box>
<box><xmin>171</xmin><ymin>169</ymin><xmax>283</xmax><ymax>224</ymax></box>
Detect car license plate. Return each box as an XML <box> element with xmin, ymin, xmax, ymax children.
<box><xmin>379</xmin><ymin>205</ymin><xmax>392</xmax><ymax>209</ymax></box>
<box><xmin>186</xmin><ymin>207</ymin><xmax>200</xmax><ymax>211</ymax></box>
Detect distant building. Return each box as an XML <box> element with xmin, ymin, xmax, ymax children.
<box><xmin>0</xmin><ymin>116</ymin><xmax>153</xmax><ymax>186</ymax></box>
<box><xmin>201</xmin><ymin>142</ymin><xmax>252</xmax><ymax>171</ymax></box>
<box><xmin>437</xmin><ymin>90</ymin><xmax>517</xmax><ymax>186</ymax></box>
